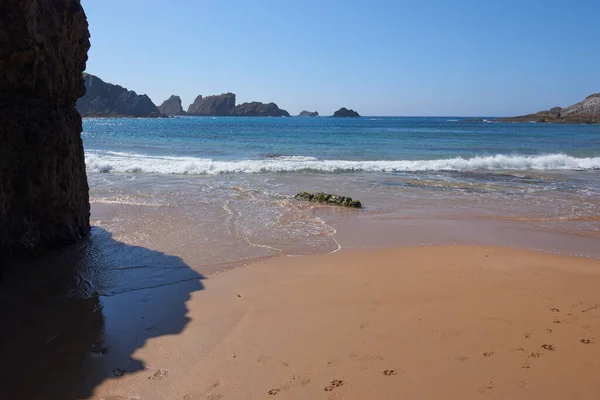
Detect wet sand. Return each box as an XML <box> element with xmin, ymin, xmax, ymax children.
<box><xmin>86</xmin><ymin>245</ymin><xmax>600</xmax><ymax>400</ymax></box>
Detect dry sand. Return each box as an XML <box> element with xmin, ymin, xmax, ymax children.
<box><xmin>90</xmin><ymin>245</ymin><xmax>600</xmax><ymax>400</ymax></box>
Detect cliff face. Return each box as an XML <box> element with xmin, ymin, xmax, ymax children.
<box><xmin>501</xmin><ymin>93</ymin><xmax>600</xmax><ymax>124</ymax></box>
<box><xmin>332</xmin><ymin>107</ymin><xmax>360</xmax><ymax>117</ymax></box>
<box><xmin>233</xmin><ymin>102</ymin><xmax>290</xmax><ymax>117</ymax></box>
<box><xmin>76</xmin><ymin>73</ymin><xmax>164</xmax><ymax>117</ymax></box>
<box><xmin>0</xmin><ymin>0</ymin><xmax>91</xmax><ymax>261</ymax></box>
<box><xmin>158</xmin><ymin>95</ymin><xmax>186</xmax><ymax>116</ymax></box>
<box><xmin>187</xmin><ymin>93</ymin><xmax>236</xmax><ymax>116</ymax></box>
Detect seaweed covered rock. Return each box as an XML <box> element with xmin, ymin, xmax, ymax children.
<box><xmin>294</xmin><ymin>192</ymin><xmax>362</xmax><ymax>208</ymax></box>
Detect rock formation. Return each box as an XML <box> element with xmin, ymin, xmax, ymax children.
<box><xmin>299</xmin><ymin>111</ymin><xmax>319</xmax><ymax>117</ymax></box>
<box><xmin>500</xmin><ymin>93</ymin><xmax>600</xmax><ymax>124</ymax></box>
<box><xmin>76</xmin><ymin>73</ymin><xmax>165</xmax><ymax>117</ymax></box>
<box><xmin>158</xmin><ymin>95</ymin><xmax>186</xmax><ymax>116</ymax></box>
<box><xmin>0</xmin><ymin>0</ymin><xmax>91</xmax><ymax>262</ymax></box>
<box><xmin>294</xmin><ymin>192</ymin><xmax>362</xmax><ymax>208</ymax></box>
<box><xmin>186</xmin><ymin>93</ymin><xmax>289</xmax><ymax>117</ymax></box>
<box><xmin>187</xmin><ymin>93</ymin><xmax>236</xmax><ymax>116</ymax></box>
<box><xmin>233</xmin><ymin>102</ymin><xmax>290</xmax><ymax>117</ymax></box>
<box><xmin>332</xmin><ymin>107</ymin><xmax>360</xmax><ymax>117</ymax></box>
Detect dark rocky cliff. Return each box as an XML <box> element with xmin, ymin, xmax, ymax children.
<box><xmin>0</xmin><ymin>0</ymin><xmax>91</xmax><ymax>261</ymax></box>
<box><xmin>187</xmin><ymin>93</ymin><xmax>236</xmax><ymax>116</ymax></box>
<box><xmin>332</xmin><ymin>107</ymin><xmax>360</xmax><ymax>117</ymax></box>
<box><xmin>500</xmin><ymin>93</ymin><xmax>600</xmax><ymax>124</ymax></box>
<box><xmin>157</xmin><ymin>95</ymin><xmax>186</xmax><ymax>116</ymax></box>
<box><xmin>233</xmin><ymin>102</ymin><xmax>290</xmax><ymax>117</ymax></box>
<box><xmin>76</xmin><ymin>73</ymin><xmax>164</xmax><ymax>118</ymax></box>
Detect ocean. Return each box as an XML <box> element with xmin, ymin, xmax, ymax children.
<box><xmin>83</xmin><ymin>116</ymin><xmax>600</xmax><ymax>270</ymax></box>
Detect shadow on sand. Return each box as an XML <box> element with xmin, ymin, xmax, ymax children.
<box><xmin>0</xmin><ymin>227</ymin><xmax>205</xmax><ymax>400</ymax></box>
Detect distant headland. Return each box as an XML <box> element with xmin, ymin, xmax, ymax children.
<box><xmin>500</xmin><ymin>93</ymin><xmax>600</xmax><ymax>124</ymax></box>
<box><xmin>76</xmin><ymin>73</ymin><xmax>165</xmax><ymax>118</ymax></box>
<box><xmin>77</xmin><ymin>73</ymin><xmax>363</xmax><ymax>118</ymax></box>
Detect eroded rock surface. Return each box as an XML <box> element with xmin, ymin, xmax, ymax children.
<box><xmin>0</xmin><ymin>0</ymin><xmax>91</xmax><ymax>262</ymax></box>
<box><xmin>158</xmin><ymin>95</ymin><xmax>186</xmax><ymax>116</ymax></box>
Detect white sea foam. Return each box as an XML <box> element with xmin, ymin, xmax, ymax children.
<box><xmin>85</xmin><ymin>151</ymin><xmax>600</xmax><ymax>175</ymax></box>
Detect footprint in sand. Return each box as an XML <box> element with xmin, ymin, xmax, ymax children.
<box><xmin>382</xmin><ymin>370</ymin><xmax>397</xmax><ymax>376</ymax></box>
<box><xmin>324</xmin><ymin>380</ymin><xmax>345</xmax><ymax>392</ymax></box>
<box><xmin>477</xmin><ymin>383</ymin><xmax>493</xmax><ymax>393</ymax></box>
<box><xmin>482</xmin><ymin>351</ymin><xmax>495</xmax><ymax>357</ymax></box>
<box><xmin>541</xmin><ymin>344</ymin><xmax>555</xmax><ymax>351</ymax></box>
<box><xmin>580</xmin><ymin>339</ymin><xmax>594</xmax><ymax>344</ymax></box>
<box><xmin>516</xmin><ymin>381</ymin><xmax>527</xmax><ymax>388</ymax></box>
<box><xmin>268</xmin><ymin>376</ymin><xmax>311</xmax><ymax>395</ymax></box>
<box><xmin>148</xmin><ymin>369</ymin><xmax>168</xmax><ymax>380</ymax></box>
<box><xmin>521</xmin><ymin>363</ymin><xmax>531</xmax><ymax>369</ymax></box>
<box><xmin>553</xmin><ymin>319</ymin><xmax>561</xmax><ymax>324</ymax></box>
<box><xmin>524</xmin><ymin>333</ymin><xmax>532</xmax><ymax>339</ymax></box>
<box><xmin>551</xmin><ymin>308</ymin><xmax>560</xmax><ymax>312</ymax></box>
<box><xmin>529</xmin><ymin>352</ymin><xmax>541</xmax><ymax>359</ymax></box>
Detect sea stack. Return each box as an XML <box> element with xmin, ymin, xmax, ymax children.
<box><xmin>332</xmin><ymin>107</ymin><xmax>361</xmax><ymax>117</ymax></box>
<box><xmin>233</xmin><ymin>102</ymin><xmax>290</xmax><ymax>117</ymax></box>
<box><xmin>187</xmin><ymin>93</ymin><xmax>237</xmax><ymax>116</ymax></box>
<box><xmin>299</xmin><ymin>111</ymin><xmax>319</xmax><ymax>117</ymax></box>
<box><xmin>0</xmin><ymin>0</ymin><xmax>91</xmax><ymax>261</ymax></box>
<box><xmin>158</xmin><ymin>95</ymin><xmax>186</xmax><ymax>116</ymax></box>
<box><xmin>186</xmin><ymin>93</ymin><xmax>290</xmax><ymax>117</ymax></box>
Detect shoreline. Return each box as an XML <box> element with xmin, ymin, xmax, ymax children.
<box><xmin>2</xmin><ymin>199</ymin><xmax>598</xmax><ymax>399</ymax></box>
<box><xmin>2</xmin><ymin>219</ymin><xmax>600</xmax><ymax>398</ymax></box>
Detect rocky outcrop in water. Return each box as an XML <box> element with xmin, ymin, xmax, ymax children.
<box><xmin>233</xmin><ymin>102</ymin><xmax>290</xmax><ymax>117</ymax></box>
<box><xmin>186</xmin><ymin>93</ymin><xmax>289</xmax><ymax>117</ymax></box>
<box><xmin>157</xmin><ymin>95</ymin><xmax>186</xmax><ymax>116</ymax></box>
<box><xmin>294</xmin><ymin>192</ymin><xmax>362</xmax><ymax>208</ymax></box>
<box><xmin>0</xmin><ymin>0</ymin><xmax>91</xmax><ymax>262</ymax></box>
<box><xmin>187</xmin><ymin>93</ymin><xmax>236</xmax><ymax>116</ymax></box>
<box><xmin>76</xmin><ymin>73</ymin><xmax>164</xmax><ymax>118</ymax></box>
<box><xmin>299</xmin><ymin>111</ymin><xmax>319</xmax><ymax>117</ymax></box>
<box><xmin>332</xmin><ymin>107</ymin><xmax>360</xmax><ymax>117</ymax></box>
<box><xmin>500</xmin><ymin>93</ymin><xmax>600</xmax><ymax>124</ymax></box>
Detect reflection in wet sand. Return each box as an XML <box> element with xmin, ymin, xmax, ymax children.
<box><xmin>0</xmin><ymin>228</ymin><xmax>204</xmax><ymax>400</ymax></box>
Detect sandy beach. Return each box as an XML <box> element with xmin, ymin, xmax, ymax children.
<box><xmin>76</xmin><ymin>245</ymin><xmax>600</xmax><ymax>400</ymax></box>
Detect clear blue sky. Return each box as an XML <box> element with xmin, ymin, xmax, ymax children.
<box><xmin>82</xmin><ymin>0</ymin><xmax>599</xmax><ymax>116</ymax></box>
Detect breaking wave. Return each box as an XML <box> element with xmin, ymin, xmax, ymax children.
<box><xmin>85</xmin><ymin>151</ymin><xmax>600</xmax><ymax>175</ymax></box>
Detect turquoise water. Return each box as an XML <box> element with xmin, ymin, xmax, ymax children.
<box><xmin>83</xmin><ymin>116</ymin><xmax>600</xmax><ymax>265</ymax></box>
<box><xmin>84</xmin><ymin>117</ymin><xmax>600</xmax><ymax>173</ymax></box>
